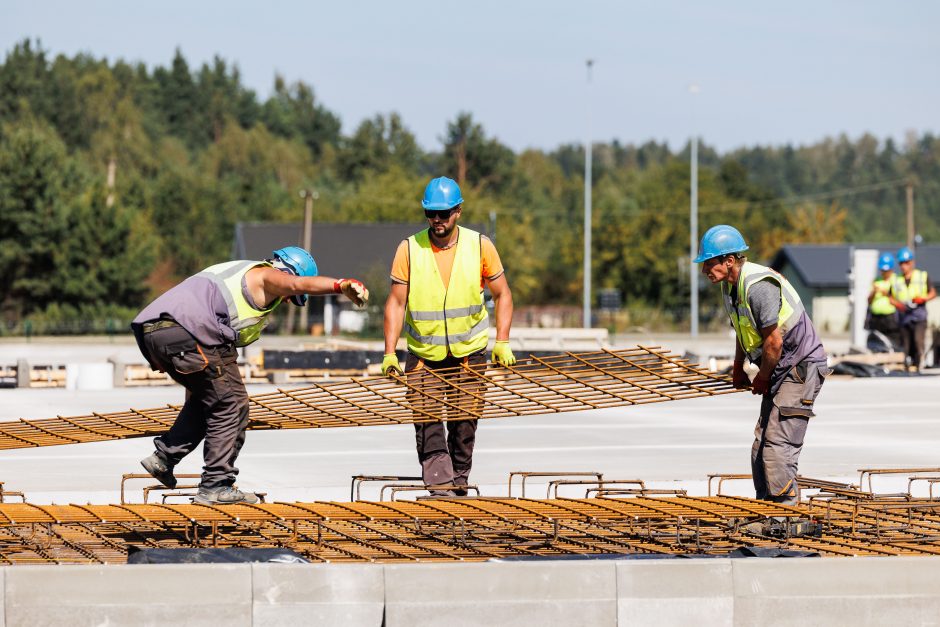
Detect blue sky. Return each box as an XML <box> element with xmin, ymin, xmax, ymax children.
<box><xmin>2</xmin><ymin>0</ymin><xmax>937</xmax><ymax>153</ymax></box>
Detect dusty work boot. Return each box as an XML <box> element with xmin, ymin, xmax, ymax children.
<box><xmin>140</xmin><ymin>453</ymin><xmax>176</xmax><ymax>489</ymax></box>
<box><xmin>193</xmin><ymin>485</ymin><xmax>260</xmax><ymax>505</ymax></box>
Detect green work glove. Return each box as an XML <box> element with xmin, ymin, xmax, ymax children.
<box><xmin>492</xmin><ymin>340</ymin><xmax>516</xmax><ymax>367</ymax></box>
<box><xmin>381</xmin><ymin>353</ymin><xmax>403</xmax><ymax>376</ymax></box>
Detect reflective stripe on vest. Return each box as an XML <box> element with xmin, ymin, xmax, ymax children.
<box><xmin>892</xmin><ymin>269</ymin><xmax>928</xmax><ymax>303</ymax></box>
<box><xmin>720</xmin><ymin>262</ymin><xmax>805</xmax><ymax>362</ymax></box>
<box><xmin>196</xmin><ymin>260</ymin><xmax>281</xmax><ymax>347</ymax></box>
<box><xmin>405</xmin><ymin>226</ymin><xmax>489</xmax><ymax>360</ymax></box>
<box><xmin>870</xmin><ymin>276</ymin><xmax>896</xmax><ymax>315</ymax></box>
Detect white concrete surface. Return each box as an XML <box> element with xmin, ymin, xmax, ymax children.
<box><xmin>4</xmin><ymin>559</ymin><xmax>940</xmax><ymax>626</ymax></box>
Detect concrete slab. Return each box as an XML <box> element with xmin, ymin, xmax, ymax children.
<box><xmin>4</xmin><ymin>564</ymin><xmax>252</xmax><ymax>626</ymax></box>
<box><xmin>731</xmin><ymin>557</ymin><xmax>940</xmax><ymax>626</ymax></box>
<box><xmin>384</xmin><ymin>561</ymin><xmax>617</xmax><ymax>627</ymax></box>
<box><xmin>617</xmin><ymin>560</ymin><xmax>734</xmax><ymax>626</ymax></box>
<box><xmin>252</xmin><ymin>563</ymin><xmax>384</xmax><ymax>626</ymax></box>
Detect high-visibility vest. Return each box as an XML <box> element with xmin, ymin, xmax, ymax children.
<box><xmin>869</xmin><ymin>276</ymin><xmax>896</xmax><ymax>315</ymax></box>
<box><xmin>892</xmin><ymin>269</ymin><xmax>929</xmax><ymax>303</ymax></box>
<box><xmin>721</xmin><ymin>262</ymin><xmax>805</xmax><ymax>362</ymax></box>
<box><xmin>196</xmin><ymin>260</ymin><xmax>281</xmax><ymax>347</ymax></box>
<box><xmin>405</xmin><ymin>226</ymin><xmax>489</xmax><ymax>360</ymax></box>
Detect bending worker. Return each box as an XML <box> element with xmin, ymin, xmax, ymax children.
<box><xmin>695</xmin><ymin>225</ymin><xmax>828</xmax><ymax>505</ymax></box>
<box><xmin>132</xmin><ymin>247</ymin><xmax>368</xmax><ymax>505</ymax></box>
<box><xmin>889</xmin><ymin>246</ymin><xmax>935</xmax><ymax>372</ymax></box>
<box><xmin>382</xmin><ymin>176</ymin><xmax>515</xmax><ymax>496</ymax></box>
<box><xmin>867</xmin><ymin>253</ymin><xmax>900</xmax><ymax>350</ymax></box>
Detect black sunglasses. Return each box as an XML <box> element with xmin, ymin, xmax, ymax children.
<box><xmin>424</xmin><ymin>208</ymin><xmax>457</xmax><ymax>220</ymax></box>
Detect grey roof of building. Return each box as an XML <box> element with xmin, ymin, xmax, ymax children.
<box><xmin>232</xmin><ymin>222</ymin><xmax>487</xmax><ymax>279</ymax></box>
<box><xmin>770</xmin><ymin>244</ymin><xmax>940</xmax><ymax>289</ymax></box>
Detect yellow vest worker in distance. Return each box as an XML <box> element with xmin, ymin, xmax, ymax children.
<box><xmin>382</xmin><ymin>176</ymin><xmax>515</xmax><ymax>496</ymax></box>
<box><xmin>888</xmin><ymin>246</ymin><xmax>936</xmax><ymax>371</ymax></box>
<box><xmin>866</xmin><ymin>253</ymin><xmax>900</xmax><ymax>350</ymax></box>
<box><xmin>696</xmin><ymin>225</ymin><xmax>828</xmax><ymax>510</ymax></box>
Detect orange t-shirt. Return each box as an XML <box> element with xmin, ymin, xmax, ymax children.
<box><xmin>390</xmin><ymin>231</ymin><xmax>504</xmax><ymax>289</ymax></box>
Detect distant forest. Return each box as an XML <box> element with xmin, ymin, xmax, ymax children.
<box><xmin>1</xmin><ymin>40</ymin><xmax>937</xmax><ymax>331</ymax></box>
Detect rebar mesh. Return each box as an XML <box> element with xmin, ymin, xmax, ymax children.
<box><xmin>0</xmin><ymin>346</ymin><xmax>736</xmax><ymax>450</ymax></box>
<box><xmin>2</xmin><ymin>495</ymin><xmax>940</xmax><ymax>564</ymax></box>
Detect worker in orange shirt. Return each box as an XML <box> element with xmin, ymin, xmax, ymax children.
<box><xmin>382</xmin><ymin>176</ymin><xmax>515</xmax><ymax>496</ymax></box>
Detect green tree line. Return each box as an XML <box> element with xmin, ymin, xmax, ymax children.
<box><xmin>1</xmin><ymin>40</ymin><xmax>937</xmax><ymax>332</ymax></box>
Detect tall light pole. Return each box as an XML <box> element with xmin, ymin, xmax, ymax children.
<box><xmin>583</xmin><ymin>59</ymin><xmax>594</xmax><ymax>329</ymax></box>
<box><xmin>298</xmin><ymin>188</ymin><xmax>318</xmax><ymax>333</ymax></box>
<box><xmin>689</xmin><ymin>84</ymin><xmax>700</xmax><ymax>337</ymax></box>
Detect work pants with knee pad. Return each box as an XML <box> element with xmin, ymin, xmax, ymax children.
<box><xmin>405</xmin><ymin>352</ymin><xmax>486</xmax><ymax>492</ymax></box>
<box><xmin>137</xmin><ymin>322</ymin><xmax>249</xmax><ymax>489</ymax></box>
<box><xmin>751</xmin><ymin>361</ymin><xmax>828</xmax><ymax>505</ymax></box>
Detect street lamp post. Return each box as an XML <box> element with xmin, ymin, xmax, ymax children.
<box><xmin>689</xmin><ymin>84</ymin><xmax>700</xmax><ymax>338</ymax></box>
<box><xmin>298</xmin><ymin>189</ymin><xmax>318</xmax><ymax>333</ymax></box>
<box><xmin>583</xmin><ymin>59</ymin><xmax>594</xmax><ymax>329</ymax></box>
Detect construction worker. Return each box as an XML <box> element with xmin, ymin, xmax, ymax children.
<box><xmin>132</xmin><ymin>247</ymin><xmax>368</xmax><ymax>505</ymax></box>
<box><xmin>889</xmin><ymin>246</ymin><xmax>936</xmax><ymax>372</ymax></box>
<box><xmin>382</xmin><ymin>176</ymin><xmax>515</xmax><ymax>496</ymax></box>
<box><xmin>866</xmin><ymin>253</ymin><xmax>900</xmax><ymax>350</ymax></box>
<box><xmin>696</xmin><ymin>225</ymin><xmax>828</xmax><ymax>506</ymax></box>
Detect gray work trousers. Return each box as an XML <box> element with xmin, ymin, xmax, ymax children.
<box><xmin>406</xmin><ymin>352</ymin><xmax>486</xmax><ymax>493</ymax></box>
<box><xmin>139</xmin><ymin>323</ymin><xmax>249</xmax><ymax>488</ymax></box>
<box><xmin>751</xmin><ymin>362</ymin><xmax>828</xmax><ymax>505</ymax></box>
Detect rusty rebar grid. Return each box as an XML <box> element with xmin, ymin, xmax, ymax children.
<box><xmin>2</xmin><ymin>494</ymin><xmax>940</xmax><ymax>564</ymax></box>
<box><xmin>0</xmin><ymin>346</ymin><xmax>738</xmax><ymax>451</ymax></box>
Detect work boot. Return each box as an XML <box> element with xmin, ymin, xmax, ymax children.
<box><xmin>140</xmin><ymin>453</ymin><xmax>176</xmax><ymax>489</ymax></box>
<box><xmin>193</xmin><ymin>485</ymin><xmax>260</xmax><ymax>505</ymax></box>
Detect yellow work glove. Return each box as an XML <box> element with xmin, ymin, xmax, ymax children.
<box><xmin>491</xmin><ymin>340</ymin><xmax>516</xmax><ymax>367</ymax></box>
<box><xmin>333</xmin><ymin>279</ymin><xmax>369</xmax><ymax>307</ymax></box>
<box><xmin>381</xmin><ymin>353</ymin><xmax>403</xmax><ymax>376</ymax></box>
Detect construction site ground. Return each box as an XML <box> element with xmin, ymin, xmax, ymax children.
<box><xmin>1</xmin><ymin>335</ymin><xmax>939</xmax><ymax>626</ymax></box>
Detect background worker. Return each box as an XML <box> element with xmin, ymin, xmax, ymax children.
<box><xmin>133</xmin><ymin>247</ymin><xmax>368</xmax><ymax>505</ymax></box>
<box><xmin>867</xmin><ymin>253</ymin><xmax>900</xmax><ymax>350</ymax></box>
<box><xmin>696</xmin><ymin>225</ymin><xmax>828</xmax><ymax>506</ymax></box>
<box><xmin>382</xmin><ymin>176</ymin><xmax>515</xmax><ymax>496</ymax></box>
<box><xmin>889</xmin><ymin>246</ymin><xmax>936</xmax><ymax>372</ymax></box>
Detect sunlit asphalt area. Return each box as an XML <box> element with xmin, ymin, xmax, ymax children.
<box><xmin>1</xmin><ymin>335</ymin><xmax>936</xmax><ymax>504</ymax></box>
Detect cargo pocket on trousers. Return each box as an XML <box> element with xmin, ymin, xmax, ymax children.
<box><xmin>166</xmin><ymin>341</ymin><xmax>210</xmax><ymax>375</ymax></box>
<box><xmin>773</xmin><ymin>380</ymin><xmax>815</xmax><ymax>419</ymax></box>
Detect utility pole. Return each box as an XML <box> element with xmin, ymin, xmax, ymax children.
<box><xmin>299</xmin><ymin>189</ymin><xmax>317</xmax><ymax>334</ymax></box>
<box><xmin>906</xmin><ymin>181</ymin><xmax>915</xmax><ymax>250</ymax></box>
<box><xmin>689</xmin><ymin>84</ymin><xmax>700</xmax><ymax>338</ymax></box>
<box><xmin>583</xmin><ymin>59</ymin><xmax>594</xmax><ymax>329</ymax></box>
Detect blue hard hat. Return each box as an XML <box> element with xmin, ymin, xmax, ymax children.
<box><xmin>422</xmin><ymin>176</ymin><xmax>463</xmax><ymax>210</ymax></box>
<box><xmin>897</xmin><ymin>246</ymin><xmax>914</xmax><ymax>263</ymax></box>
<box><xmin>272</xmin><ymin>246</ymin><xmax>318</xmax><ymax>306</ymax></box>
<box><xmin>878</xmin><ymin>253</ymin><xmax>895</xmax><ymax>272</ymax></box>
<box><xmin>693</xmin><ymin>225</ymin><xmax>749</xmax><ymax>263</ymax></box>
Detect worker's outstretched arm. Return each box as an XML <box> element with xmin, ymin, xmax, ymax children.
<box><xmin>253</xmin><ymin>267</ymin><xmax>369</xmax><ymax>306</ymax></box>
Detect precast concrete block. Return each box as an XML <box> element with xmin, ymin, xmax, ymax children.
<box><xmin>732</xmin><ymin>556</ymin><xmax>940</xmax><ymax>626</ymax></box>
<box><xmin>384</xmin><ymin>561</ymin><xmax>617</xmax><ymax>627</ymax></box>
<box><xmin>4</xmin><ymin>564</ymin><xmax>252</xmax><ymax>627</ymax></box>
<box><xmin>616</xmin><ymin>559</ymin><xmax>734</xmax><ymax>626</ymax></box>
<box><xmin>252</xmin><ymin>563</ymin><xmax>384</xmax><ymax>626</ymax></box>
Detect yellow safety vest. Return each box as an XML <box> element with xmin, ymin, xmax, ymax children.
<box><xmin>405</xmin><ymin>226</ymin><xmax>489</xmax><ymax>360</ymax></box>
<box><xmin>196</xmin><ymin>260</ymin><xmax>282</xmax><ymax>347</ymax></box>
<box><xmin>892</xmin><ymin>269</ymin><xmax>928</xmax><ymax>303</ymax></box>
<box><xmin>721</xmin><ymin>262</ymin><xmax>805</xmax><ymax>362</ymax></box>
<box><xmin>869</xmin><ymin>276</ymin><xmax>896</xmax><ymax>316</ymax></box>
